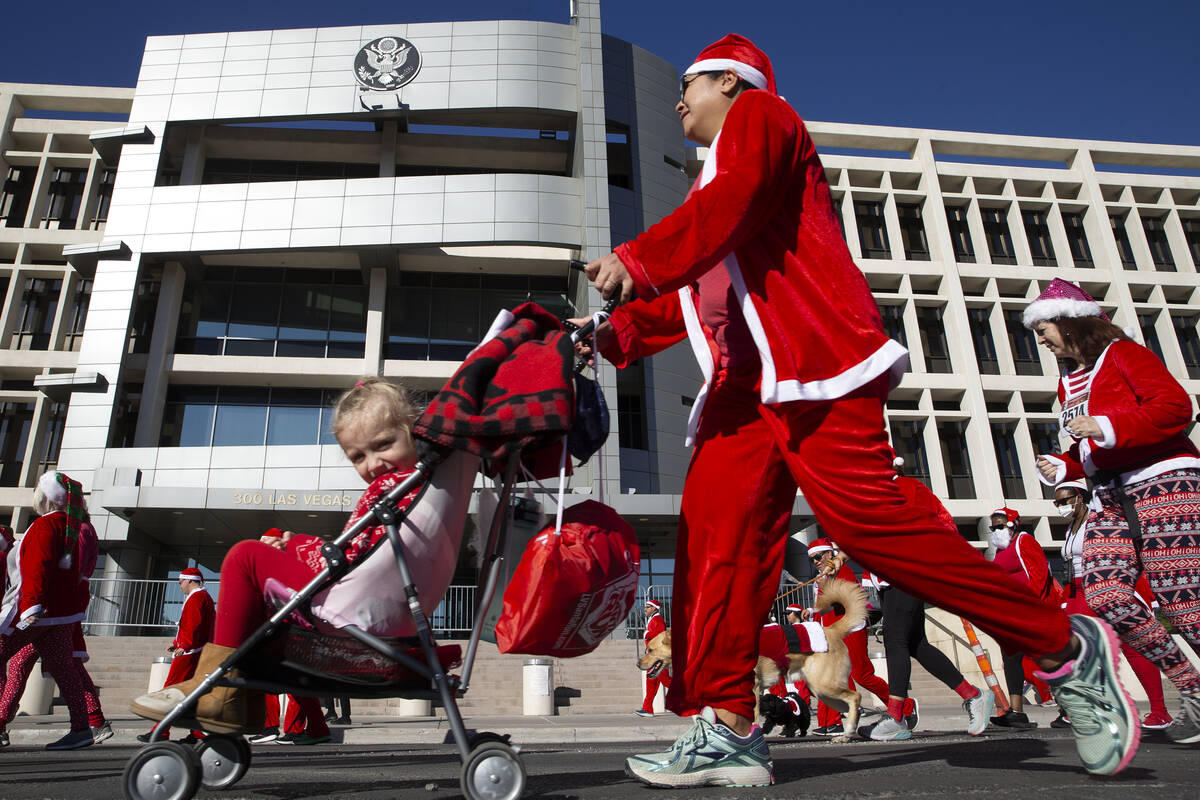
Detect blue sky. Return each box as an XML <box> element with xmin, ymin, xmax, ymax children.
<box><xmin>2</xmin><ymin>1</ymin><xmax>1197</xmax><ymax>146</ymax></box>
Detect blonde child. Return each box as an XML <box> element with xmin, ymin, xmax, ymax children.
<box><xmin>131</xmin><ymin>378</ymin><xmax>420</xmax><ymax>734</ymax></box>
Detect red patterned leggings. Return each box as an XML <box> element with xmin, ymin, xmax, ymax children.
<box><xmin>6</xmin><ymin>643</ymin><xmax>106</xmax><ymax>728</ymax></box>
<box><xmin>1083</xmin><ymin>469</ymin><xmax>1200</xmax><ymax>694</ymax></box>
<box><xmin>0</xmin><ymin>625</ymin><xmax>88</xmax><ymax>732</ymax></box>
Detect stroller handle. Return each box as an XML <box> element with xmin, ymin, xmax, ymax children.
<box><xmin>567</xmin><ymin>259</ymin><xmax>620</xmax><ymax>343</ymax></box>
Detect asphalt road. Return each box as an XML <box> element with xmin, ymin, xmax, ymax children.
<box><xmin>2</xmin><ymin>728</ymin><xmax>1196</xmax><ymax>799</ymax></box>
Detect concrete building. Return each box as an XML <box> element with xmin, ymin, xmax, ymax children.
<box><xmin>2</xmin><ymin>0</ymin><xmax>1199</xmax><ymax>606</ymax></box>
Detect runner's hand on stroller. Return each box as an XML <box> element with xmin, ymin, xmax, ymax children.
<box><xmin>565</xmin><ymin>316</ymin><xmax>616</xmax><ymax>368</ymax></box>
<box><xmin>259</xmin><ymin>530</ymin><xmax>295</xmax><ymax>551</ymax></box>
<box><xmin>586</xmin><ymin>252</ymin><xmax>636</xmax><ymax>304</ymax></box>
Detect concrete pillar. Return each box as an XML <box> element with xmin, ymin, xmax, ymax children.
<box><xmin>134</xmin><ymin>261</ymin><xmax>185</xmax><ymax>447</ymax></box>
<box><xmin>379</xmin><ymin>120</ymin><xmax>397</xmax><ymax>178</ymax></box>
<box><xmin>363</xmin><ymin>266</ymin><xmax>386</xmax><ymax>376</ymax></box>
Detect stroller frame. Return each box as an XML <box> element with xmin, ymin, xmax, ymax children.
<box><xmin>125</xmin><ymin>450</ymin><xmax>528</xmax><ymax>800</ymax></box>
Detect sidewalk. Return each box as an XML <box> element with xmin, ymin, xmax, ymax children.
<box><xmin>4</xmin><ymin>699</ymin><xmax>1069</xmax><ymax>747</ymax></box>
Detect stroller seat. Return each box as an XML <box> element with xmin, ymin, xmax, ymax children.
<box><xmin>277</xmin><ymin>626</ymin><xmax>462</xmax><ymax>688</ymax></box>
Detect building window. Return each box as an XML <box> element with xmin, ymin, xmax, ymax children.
<box><xmin>1110</xmin><ymin>214</ymin><xmax>1138</xmax><ymax>269</ymax></box>
<box><xmin>202</xmin><ymin>158</ymin><xmax>377</xmax><ymax>184</ymax></box>
<box><xmin>36</xmin><ymin>402</ymin><xmax>68</xmax><ymax>477</ymax></box>
<box><xmin>42</xmin><ymin>167</ymin><xmax>88</xmax><ymax>230</ymax></box>
<box><xmin>1142</xmin><ymin>215</ymin><xmax>1176</xmax><ymax>271</ymax></box>
<box><xmin>968</xmin><ymin>307</ymin><xmax>999</xmax><ymax>374</ymax></box>
<box><xmin>916</xmin><ymin>306</ymin><xmax>952</xmax><ymax>373</ymax></box>
<box><xmin>616</xmin><ymin>360</ymin><xmax>647</xmax><ymax>450</ymax></box>
<box><xmin>176</xmin><ymin>267</ymin><xmax>366</xmax><ymax>358</ymax></box>
<box><xmin>990</xmin><ymin>422</ymin><xmax>1024</xmax><ymax>499</ymax></box>
<box><xmin>1</xmin><ymin>167</ymin><xmax>35</xmax><ymax>228</ymax></box>
<box><xmin>64</xmin><ymin>279</ymin><xmax>92</xmax><ymax>351</ymax></box>
<box><xmin>945</xmin><ymin>205</ymin><xmax>975</xmax><ymax>263</ymax></box>
<box><xmin>386</xmin><ymin>272</ymin><xmax>569</xmax><ymax>361</ymax></box>
<box><xmin>1172</xmin><ymin>314</ymin><xmax>1200</xmax><ymax>379</ymax></box>
<box><xmin>606</xmin><ymin>121</ymin><xmax>633</xmax><ymax>190</ymax></box>
<box><xmin>11</xmin><ymin>277</ymin><xmax>62</xmax><ymax>350</ymax></box>
<box><xmin>1138</xmin><ymin>312</ymin><xmax>1164</xmax><ymax>361</ymax></box>
<box><xmin>982</xmin><ymin>207</ymin><xmax>1016</xmax><ymax>265</ymax></box>
<box><xmin>1183</xmin><ymin>218</ymin><xmax>1200</xmax><ymax>268</ymax></box>
<box><xmin>91</xmin><ymin>169</ymin><xmax>117</xmax><ymax>228</ymax></box>
<box><xmin>855</xmin><ymin>201</ymin><xmax>890</xmax><ymax>259</ymax></box>
<box><xmin>1022</xmin><ymin>209</ymin><xmax>1056</xmax><ymax>266</ymax></box>
<box><xmin>889</xmin><ymin>419</ymin><xmax>930</xmax><ymax>483</ymax></box>
<box><xmin>1061</xmin><ymin>212</ymin><xmax>1093</xmax><ymax>267</ymax></box>
<box><xmin>938</xmin><ymin>420</ymin><xmax>975</xmax><ymax>499</ymax></box>
<box><xmin>0</xmin><ymin>402</ymin><xmax>33</xmax><ymax>485</ymax></box>
<box><xmin>879</xmin><ymin>304</ymin><xmax>907</xmax><ymax>348</ymax></box>
<box><xmin>1004</xmin><ymin>309</ymin><xmax>1041</xmax><ymax>376</ymax></box>
<box><xmin>896</xmin><ymin>203</ymin><xmax>929</xmax><ymax>260</ymax></box>
<box><xmin>127</xmin><ymin>276</ymin><xmax>161</xmax><ymax>355</ymax></box>
<box><xmin>109</xmin><ymin>383</ymin><xmax>142</xmax><ymax>448</ymax></box>
<box><xmin>160</xmin><ymin>386</ymin><xmax>343</xmax><ymax>447</ymax></box>
<box><xmin>1029</xmin><ymin>421</ymin><xmax>1062</xmax><ymax>499</ymax></box>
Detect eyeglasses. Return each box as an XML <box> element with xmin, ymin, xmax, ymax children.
<box><xmin>988</xmin><ymin>524</ymin><xmax>1009</xmax><ymax>532</ymax></box>
<box><xmin>678</xmin><ymin>70</ymin><xmax>721</xmax><ymax>103</ymax></box>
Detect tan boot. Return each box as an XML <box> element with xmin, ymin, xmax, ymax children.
<box><xmin>131</xmin><ymin>644</ymin><xmax>251</xmax><ymax>734</ymax></box>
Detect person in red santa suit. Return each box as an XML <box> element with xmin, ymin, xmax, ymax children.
<box><xmin>4</xmin><ymin>509</ymin><xmax>113</xmax><ymax>745</ymax></box>
<box><xmin>1029</xmin><ymin>280</ymin><xmax>1200</xmax><ymax>745</ymax></box>
<box><xmin>1056</xmin><ymin>480</ymin><xmax>1172</xmax><ymax>730</ymax></box>
<box><xmin>985</xmin><ymin>507</ymin><xmax>1060</xmax><ymax>730</ymax></box>
<box><xmin>0</xmin><ymin>472</ymin><xmax>94</xmax><ymax>750</ymax></box>
<box><xmin>578</xmin><ymin>34</ymin><xmax>1140</xmax><ymax>785</ymax></box>
<box><xmin>636</xmin><ymin>598</ymin><xmax>670</xmax><ymax>716</ymax></box>
<box><xmin>138</xmin><ymin>567</ymin><xmax>214</xmax><ymax>743</ymax></box>
<box><xmin>801</xmin><ymin>538</ymin><xmax>898</xmax><ymax>737</ymax></box>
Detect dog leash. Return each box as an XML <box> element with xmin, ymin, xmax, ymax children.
<box><xmin>774</xmin><ymin>573</ymin><xmax>823</xmax><ymax>603</ymax></box>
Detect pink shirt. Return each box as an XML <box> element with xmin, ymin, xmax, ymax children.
<box><xmin>696</xmin><ymin>263</ymin><xmax>759</xmax><ymax>370</ymax></box>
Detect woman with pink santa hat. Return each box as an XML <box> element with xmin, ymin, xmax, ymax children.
<box><xmin>1029</xmin><ymin>278</ymin><xmax>1200</xmax><ymax>745</ymax></box>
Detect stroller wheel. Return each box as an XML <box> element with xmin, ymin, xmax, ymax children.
<box><xmin>460</xmin><ymin>740</ymin><xmax>526</xmax><ymax>800</ymax></box>
<box><xmin>123</xmin><ymin>741</ymin><xmax>201</xmax><ymax>800</ymax></box>
<box><xmin>196</xmin><ymin>734</ymin><xmax>252</xmax><ymax>790</ymax></box>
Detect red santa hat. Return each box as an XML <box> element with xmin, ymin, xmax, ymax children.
<box><xmin>683</xmin><ymin>33</ymin><xmax>777</xmax><ymax>95</ymax></box>
<box><xmin>644</xmin><ymin>598</ymin><xmax>660</xmax><ymax>609</ymax></box>
<box><xmin>990</xmin><ymin>507</ymin><xmax>1020</xmax><ymax>527</ymax></box>
<box><xmin>1022</xmin><ymin>278</ymin><xmax>1107</xmax><ymax>329</ymax></box>
<box><xmin>807</xmin><ymin>537</ymin><xmax>837</xmax><ymax>558</ymax></box>
<box><xmin>784</xmin><ymin>603</ymin><xmax>804</xmax><ymax>615</ymax></box>
<box><xmin>179</xmin><ymin>567</ymin><xmax>204</xmax><ymax>583</ymax></box>
<box><xmin>38</xmin><ymin>471</ymin><xmax>85</xmax><ymax>568</ymax></box>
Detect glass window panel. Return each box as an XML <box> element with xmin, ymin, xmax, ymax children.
<box><xmin>213</xmin><ymin>405</ymin><xmax>267</xmax><ymax>446</ymax></box>
<box><xmin>227</xmin><ymin>284</ymin><xmax>281</xmax><ymax>339</ymax></box>
<box><xmin>267</xmin><ymin>406</ymin><xmax>320</xmax><ymax>445</ymax></box>
<box><xmin>192</xmin><ymin>283</ymin><xmax>232</xmax><ymax>338</ymax></box>
<box><xmin>176</xmin><ymin>404</ymin><xmax>215</xmax><ymax>447</ymax></box>
<box><xmin>328</xmin><ymin>284</ymin><xmax>367</xmax><ymax>341</ymax></box>
<box><xmin>278</xmin><ymin>285</ymin><xmax>330</xmax><ymax>340</ymax></box>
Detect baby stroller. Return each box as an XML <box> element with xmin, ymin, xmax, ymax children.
<box><xmin>122</xmin><ymin>300</ymin><xmax>615</xmax><ymax>800</ymax></box>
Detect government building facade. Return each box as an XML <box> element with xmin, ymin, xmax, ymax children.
<box><xmin>2</xmin><ymin>0</ymin><xmax>1199</xmax><ymax>610</ymax></box>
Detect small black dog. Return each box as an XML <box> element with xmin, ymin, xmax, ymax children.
<box><xmin>760</xmin><ymin>692</ymin><xmax>811</xmax><ymax>738</ymax></box>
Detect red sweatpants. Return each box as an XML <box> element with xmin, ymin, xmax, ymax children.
<box><xmin>265</xmin><ymin>693</ymin><xmax>329</xmax><ymax>736</ymax></box>
<box><xmin>665</xmin><ymin>373</ymin><xmax>1072</xmax><ymax>722</ymax></box>
<box><xmin>642</xmin><ymin>670</ymin><xmax>671</xmax><ymax>712</ymax></box>
<box><xmin>213</xmin><ymin>540</ymin><xmax>321</xmax><ymax>647</ymax></box>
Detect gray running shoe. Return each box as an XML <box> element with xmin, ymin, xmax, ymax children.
<box><xmin>1041</xmin><ymin>614</ymin><xmax>1140</xmax><ymax>776</ymax></box>
<box><xmin>90</xmin><ymin>722</ymin><xmax>114</xmax><ymax>744</ymax></box>
<box><xmin>963</xmin><ymin>689</ymin><xmax>994</xmax><ymax>736</ymax></box>
<box><xmin>45</xmin><ymin>729</ymin><xmax>95</xmax><ymax>751</ymax></box>
<box><xmin>1165</xmin><ymin>690</ymin><xmax>1200</xmax><ymax>744</ymax></box>
<box><xmin>859</xmin><ymin>715</ymin><xmax>911</xmax><ymax>741</ymax></box>
<box><xmin>625</xmin><ymin>707</ymin><xmax>773</xmax><ymax>788</ymax></box>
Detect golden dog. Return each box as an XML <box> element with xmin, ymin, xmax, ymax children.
<box><xmin>636</xmin><ymin>578</ymin><xmax>867</xmax><ymax>743</ymax></box>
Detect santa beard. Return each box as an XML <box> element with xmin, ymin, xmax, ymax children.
<box><xmin>989</xmin><ymin>529</ymin><xmax>1012</xmax><ymax>550</ymax></box>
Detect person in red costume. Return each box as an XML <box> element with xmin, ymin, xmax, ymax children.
<box><xmin>137</xmin><ymin>567</ymin><xmax>214</xmax><ymax>743</ymax></box>
<box><xmin>1029</xmin><ymin>279</ymin><xmax>1200</xmax><ymax>745</ymax></box>
<box><xmin>986</xmin><ymin>508</ymin><xmax>1058</xmax><ymax>730</ymax></box>
<box><xmin>1056</xmin><ymin>480</ymin><xmax>1172</xmax><ymax>730</ymax></box>
<box><xmin>802</xmin><ymin>539</ymin><xmax>896</xmax><ymax>737</ymax></box>
<box><xmin>578</xmin><ymin>33</ymin><xmax>1141</xmax><ymax>786</ymax></box>
<box><xmin>0</xmin><ymin>472</ymin><xmax>94</xmax><ymax>751</ymax></box>
<box><xmin>636</xmin><ymin>598</ymin><xmax>670</xmax><ymax>716</ymax></box>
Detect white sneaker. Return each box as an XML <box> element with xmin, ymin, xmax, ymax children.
<box><xmin>963</xmin><ymin>689</ymin><xmax>993</xmax><ymax>737</ymax></box>
<box><xmin>625</xmin><ymin>707</ymin><xmax>773</xmax><ymax>788</ymax></box>
<box><xmin>860</xmin><ymin>716</ymin><xmax>911</xmax><ymax>741</ymax></box>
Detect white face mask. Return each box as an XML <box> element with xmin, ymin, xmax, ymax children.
<box><xmin>989</xmin><ymin>528</ymin><xmax>1012</xmax><ymax>550</ymax></box>
<box><xmin>1056</xmin><ymin>503</ymin><xmax>1077</xmax><ymax>518</ymax></box>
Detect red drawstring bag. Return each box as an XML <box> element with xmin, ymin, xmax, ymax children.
<box><xmin>495</xmin><ymin>499</ymin><xmax>640</xmax><ymax>657</ymax></box>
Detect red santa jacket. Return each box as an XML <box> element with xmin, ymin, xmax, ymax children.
<box><xmin>172</xmin><ymin>587</ymin><xmax>215</xmax><ymax>656</ymax></box>
<box><xmin>993</xmin><ymin>531</ymin><xmax>1059</xmax><ymax>604</ymax></box>
<box><xmin>1039</xmin><ymin>340</ymin><xmax>1200</xmax><ymax>486</ymax></box>
<box><xmin>0</xmin><ymin>511</ymin><xmax>83</xmax><ymax>633</ymax></box>
<box><xmin>644</xmin><ymin>611</ymin><xmax>665</xmax><ymax>643</ymax></box>
<box><xmin>602</xmin><ymin>89</ymin><xmax>907</xmax><ymax>444</ymax></box>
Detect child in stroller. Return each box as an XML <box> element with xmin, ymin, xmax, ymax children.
<box><xmin>131</xmin><ymin>378</ymin><xmax>427</xmax><ymax>734</ymax></box>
